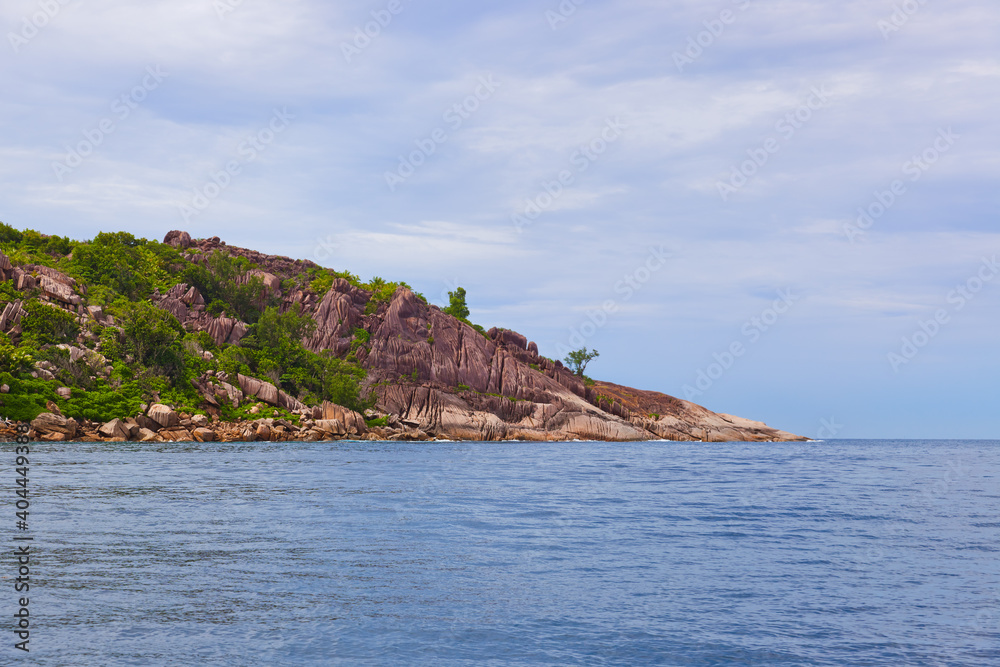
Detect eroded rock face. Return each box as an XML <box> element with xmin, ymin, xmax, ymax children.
<box><xmin>353</xmin><ymin>288</ymin><xmax>806</xmax><ymax>442</ymax></box>
<box><xmin>205</xmin><ymin>317</ymin><xmax>249</xmax><ymax>346</ymax></box>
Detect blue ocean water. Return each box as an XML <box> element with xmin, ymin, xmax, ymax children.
<box><xmin>7</xmin><ymin>439</ymin><xmax>999</xmax><ymax>665</ymax></box>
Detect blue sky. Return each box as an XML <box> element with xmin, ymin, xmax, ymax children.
<box><xmin>2</xmin><ymin>0</ymin><xmax>997</xmax><ymax>438</ymax></box>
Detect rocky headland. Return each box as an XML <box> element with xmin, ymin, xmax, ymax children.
<box><xmin>2</xmin><ymin>230</ymin><xmax>805</xmax><ymax>443</ymax></box>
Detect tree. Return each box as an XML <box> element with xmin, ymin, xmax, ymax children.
<box><xmin>443</xmin><ymin>287</ymin><xmax>469</xmax><ymax>320</ymax></box>
<box><xmin>116</xmin><ymin>300</ymin><xmax>185</xmax><ymax>375</ymax></box>
<box><xmin>564</xmin><ymin>347</ymin><xmax>599</xmax><ymax>377</ymax></box>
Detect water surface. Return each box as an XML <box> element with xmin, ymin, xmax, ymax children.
<box><xmin>9</xmin><ymin>439</ymin><xmax>1000</xmax><ymax>665</ymax></box>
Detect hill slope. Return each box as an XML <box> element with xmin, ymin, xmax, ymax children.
<box><xmin>0</xmin><ymin>226</ymin><xmax>804</xmax><ymax>442</ymax></box>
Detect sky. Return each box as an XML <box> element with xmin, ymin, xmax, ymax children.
<box><xmin>1</xmin><ymin>0</ymin><xmax>997</xmax><ymax>439</ymax></box>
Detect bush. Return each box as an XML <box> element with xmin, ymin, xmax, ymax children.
<box><xmin>0</xmin><ymin>337</ymin><xmax>33</xmax><ymax>375</ymax></box>
<box><xmin>0</xmin><ymin>375</ymin><xmax>58</xmax><ymax>421</ymax></box>
<box><xmin>115</xmin><ymin>301</ymin><xmax>185</xmax><ymax>375</ymax></box>
<box><xmin>71</xmin><ymin>232</ymin><xmax>168</xmax><ymax>299</ymax></box>
<box><xmin>21</xmin><ymin>301</ymin><xmax>79</xmax><ymax>346</ymax></box>
<box><xmin>182</xmin><ymin>251</ymin><xmax>270</xmax><ymax>323</ymax></box>
<box><xmin>0</xmin><ymin>222</ymin><xmax>23</xmax><ymax>245</ymax></box>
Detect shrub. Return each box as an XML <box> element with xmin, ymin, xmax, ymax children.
<box><xmin>115</xmin><ymin>300</ymin><xmax>185</xmax><ymax>376</ymax></box>
<box><xmin>0</xmin><ymin>337</ymin><xmax>33</xmax><ymax>375</ymax></box>
<box><xmin>21</xmin><ymin>301</ymin><xmax>79</xmax><ymax>346</ymax></box>
<box><xmin>181</xmin><ymin>251</ymin><xmax>270</xmax><ymax>323</ymax></box>
<box><xmin>0</xmin><ymin>375</ymin><xmax>58</xmax><ymax>421</ymax></box>
<box><xmin>71</xmin><ymin>232</ymin><xmax>169</xmax><ymax>299</ymax></box>
<box><xmin>0</xmin><ymin>222</ymin><xmax>23</xmax><ymax>245</ymax></box>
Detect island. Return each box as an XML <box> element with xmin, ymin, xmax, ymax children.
<box><xmin>0</xmin><ymin>225</ymin><xmax>805</xmax><ymax>443</ymax></box>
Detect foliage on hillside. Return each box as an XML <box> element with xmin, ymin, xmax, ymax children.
<box><xmin>0</xmin><ymin>224</ymin><xmax>379</xmax><ymax>422</ymax></box>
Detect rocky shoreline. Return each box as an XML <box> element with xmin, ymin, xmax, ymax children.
<box><xmin>9</xmin><ymin>392</ymin><xmax>805</xmax><ymax>444</ymax></box>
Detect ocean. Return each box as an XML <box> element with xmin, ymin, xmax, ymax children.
<box><xmin>7</xmin><ymin>439</ymin><xmax>999</xmax><ymax>665</ymax></box>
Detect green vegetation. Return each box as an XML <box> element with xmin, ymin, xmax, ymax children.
<box><xmin>564</xmin><ymin>347</ymin><xmax>599</xmax><ymax>377</ymax></box>
<box><xmin>71</xmin><ymin>232</ymin><xmax>178</xmax><ymax>299</ymax></box>
<box><xmin>0</xmin><ymin>223</ymin><xmax>377</xmax><ymax>423</ymax></box>
<box><xmin>443</xmin><ymin>287</ymin><xmax>469</xmax><ymax>320</ymax></box>
<box><xmin>21</xmin><ymin>301</ymin><xmax>79</xmax><ymax>347</ymax></box>
<box><xmin>182</xmin><ymin>251</ymin><xmax>270</xmax><ymax>323</ymax></box>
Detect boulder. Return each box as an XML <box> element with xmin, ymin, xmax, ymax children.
<box><xmin>313</xmin><ymin>419</ymin><xmax>346</xmax><ymax>436</ymax></box>
<box><xmin>135</xmin><ymin>414</ymin><xmax>161</xmax><ymax>432</ymax></box>
<box><xmin>56</xmin><ymin>387</ymin><xmax>72</xmax><ymax>399</ymax></box>
<box><xmin>192</xmin><ymin>428</ymin><xmax>217</xmax><ymax>442</ymax></box>
<box><xmin>238</xmin><ymin>374</ymin><xmax>279</xmax><ymax>406</ymax></box>
<box><xmin>191</xmin><ymin>414</ymin><xmax>209</xmax><ymax>428</ymax></box>
<box><xmin>98</xmin><ymin>418</ymin><xmax>130</xmax><ymax>440</ymax></box>
<box><xmin>30</xmin><ymin>413</ymin><xmax>78</xmax><ymax>439</ymax></box>
<box><xmin>123</xmin><ymin>419</ymin><xmax>141</xmax><ymax>440</ymax></box>
<box><xmin>156</xmin><ymin>297</ymin><xmax>188</xmax><ymax>323</ymax></box>
<box><xmin>248</xmin><ymin>269</ymin><xmax>281</xmax><ymax>293</ymax></box>
<box><xmin>319</xmin><ymin>401</ymin><xmax>367</xmax><ymax>435</ymax></box>
<box><xmin>277</xmin><ymin>390</ymin><xmax>306</xmax><ymax>413</ymax></box>
<box><xmin>14</xmin><ymin>270</ymin><xmax>35</xmax><ymax>291</ymax></box>
<box><xmin>138</xmin><ymin>428</ymin><xmax>159</xmax><ymax>442</ymax></box>
<box><xmin>159</xmin><ymin>427</ymin><xmax>193</xmax><ymax>442</ymax></box>
<box><xmin>147</xmin><ymin>403</ymin><xmax>180</xmax><ymax>429</ymax></box>
<box><xmin>255</xmin><ymin>423</ymin><xmax>271</xmax><ymax>441</ymax></box>
<box><xmin>181</xmin><ymin>286</ymin><xmax>205</xmax><ymax>306</ymax></box>
<box><xmin>164</xmin><ymin>230</ymin><xmax>192</xmax><ymax>249</ymax></box>
<box><xmin>38</xmin><ymin>275</ymin><xmax>77</xmax><ymax>304</ymax></box>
